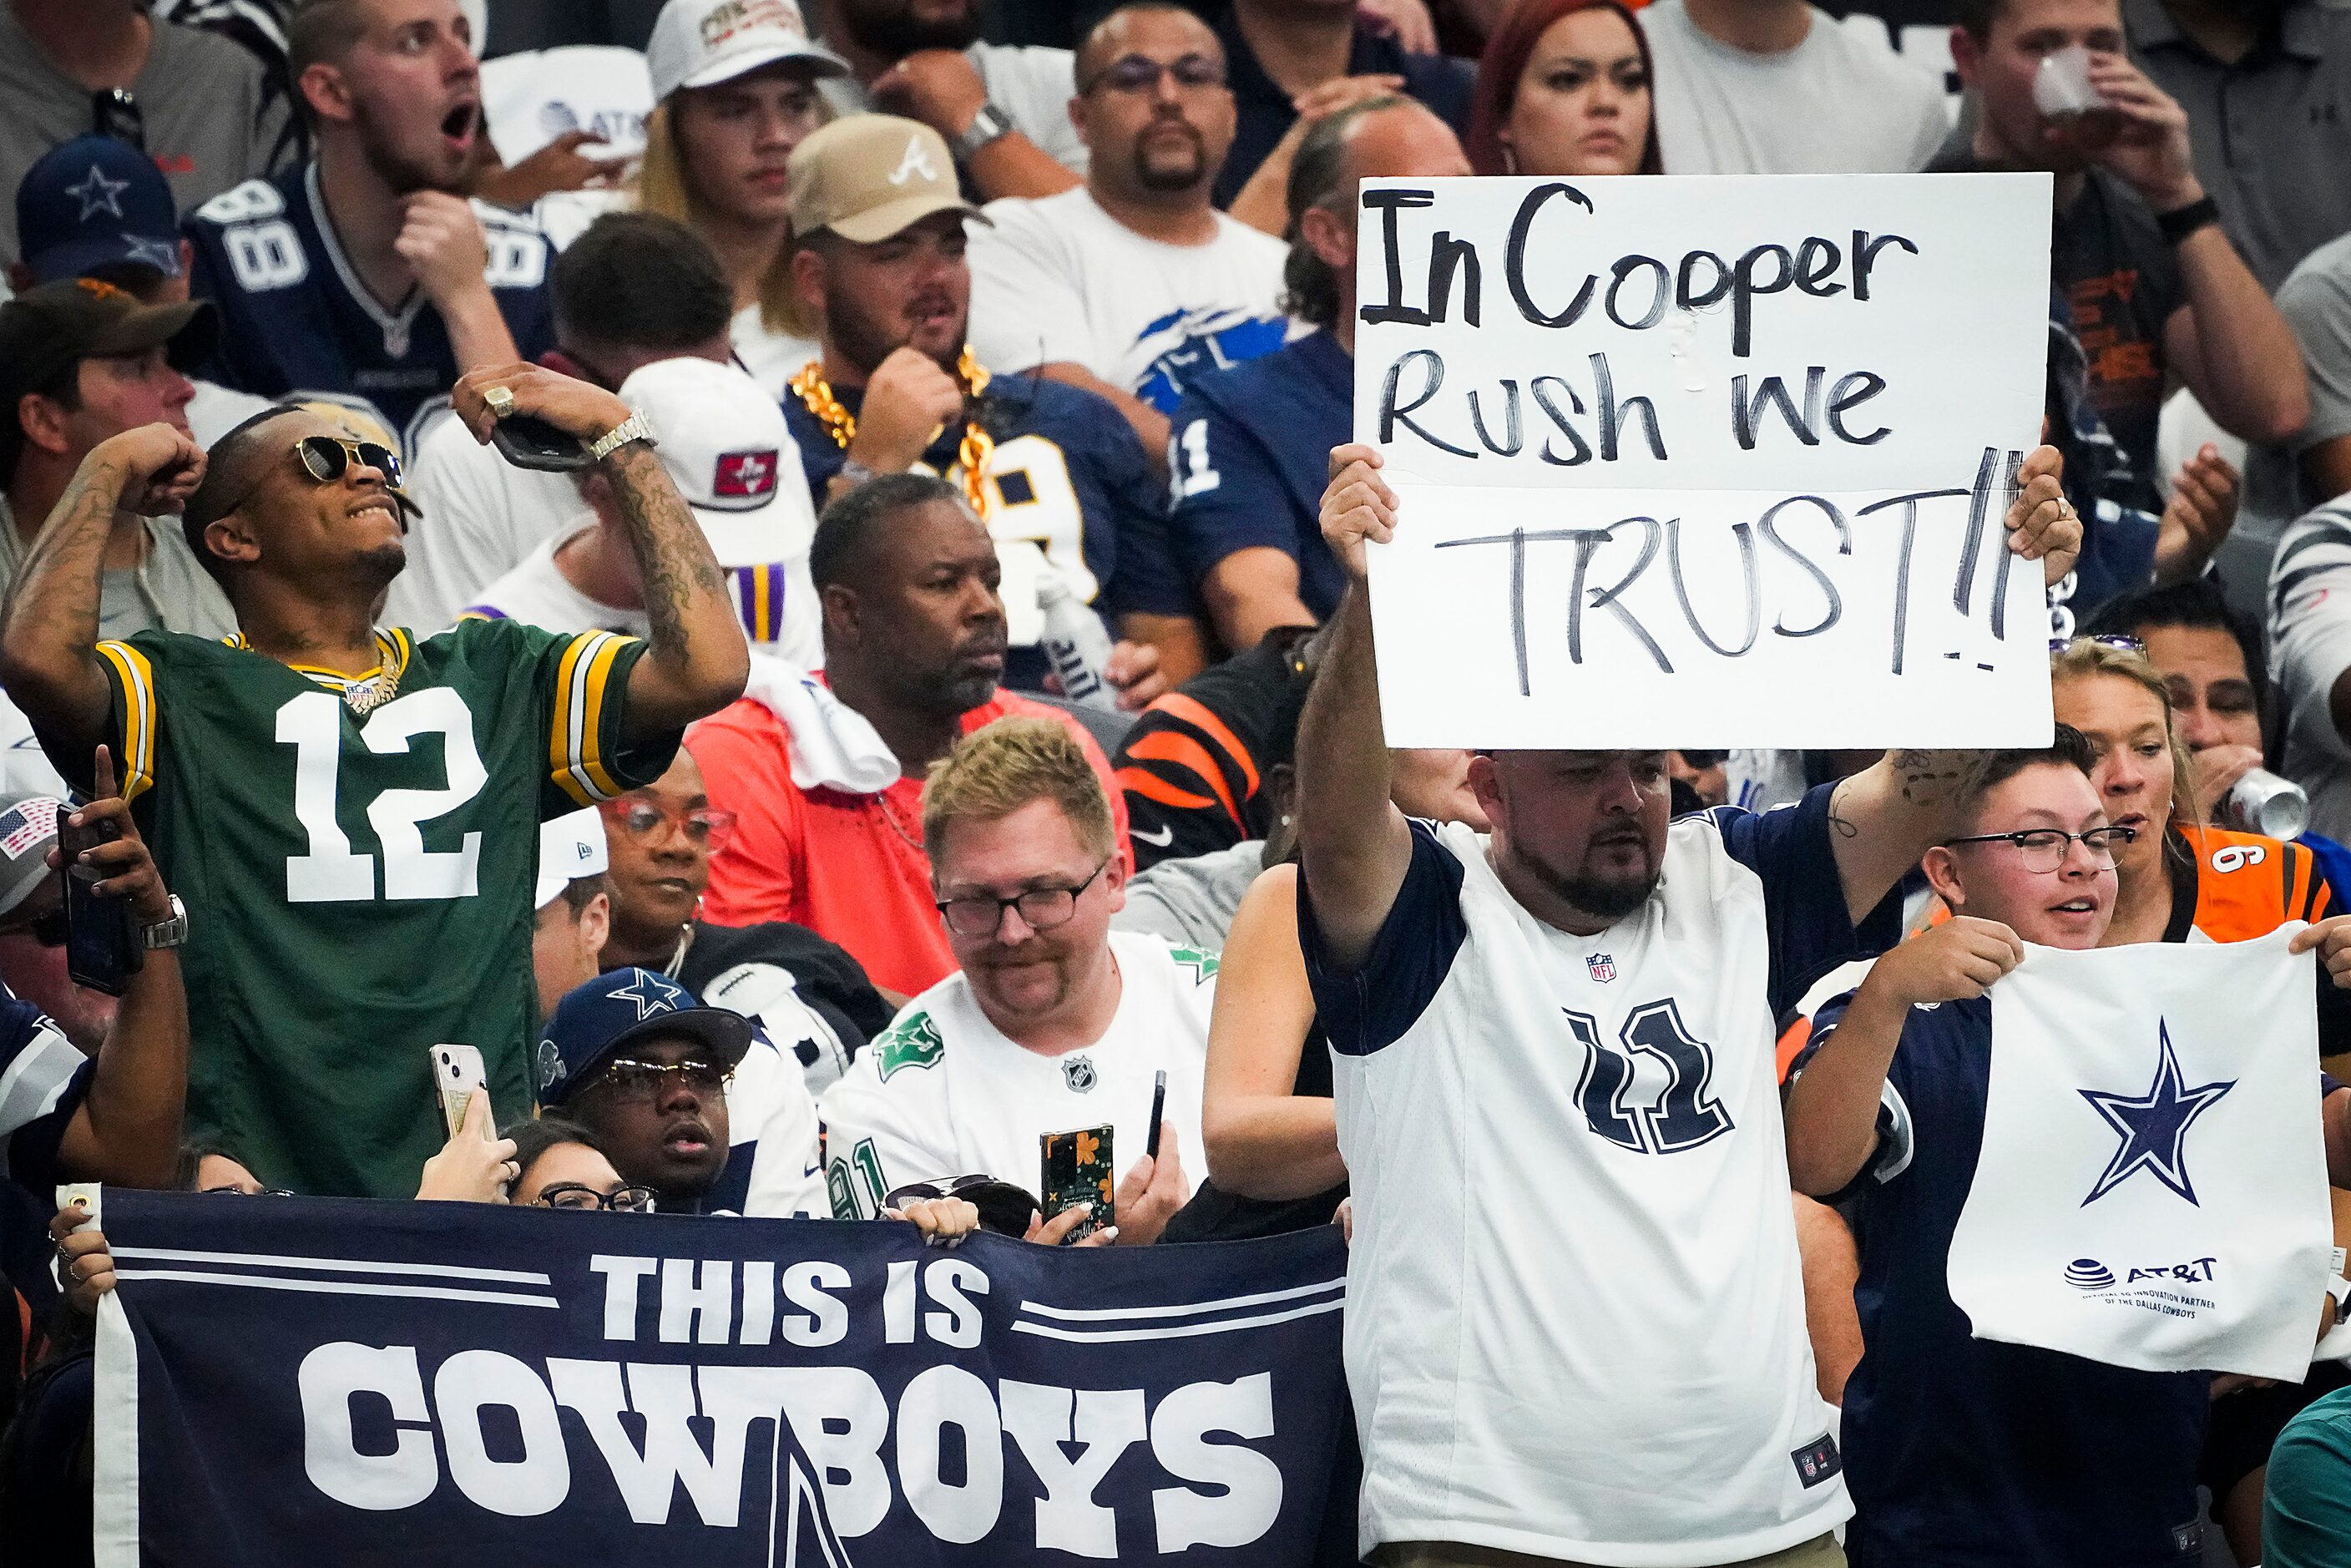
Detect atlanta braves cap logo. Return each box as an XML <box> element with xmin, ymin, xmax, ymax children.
<box><xmin>714</xmin><ymin>448</ymin><xmax>778</xmax><ymax>499</ymax></box>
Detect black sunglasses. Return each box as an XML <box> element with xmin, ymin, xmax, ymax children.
<box><xmin>209</xmin><ymin>435</ymin><xmax>404</xmax><ymax>529</ymax></box>
<box><xmin>93</xmin><ymin>89</ymin><xmax>144</xmax><ymax>149</ymax></box>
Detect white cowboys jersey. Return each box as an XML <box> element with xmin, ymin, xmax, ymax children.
<box><xmin>1304</xmin><ymin>788</ymin><xmax>1888</xmax><ymax>1564</ymax></box>
<box><xmin>818</xmin><ymin>930</ymin><xmax>1216</xmax><ymax>1218</ymax></box>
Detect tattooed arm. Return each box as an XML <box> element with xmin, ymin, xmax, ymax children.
<box><xmin>0</xmin><ymin>424</ymin><xmax>204</xmax><ymax>780</ymax></box>
<box><xmin>450</xmin><ymin>366</ymin><xmax>749</xmax><ymax>740</ymax></box>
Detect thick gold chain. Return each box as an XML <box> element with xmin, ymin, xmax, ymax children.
<box><xmin>791</xmin><ymin>348</ymin><xmax>994</xmax><ymax>521</ymax></box>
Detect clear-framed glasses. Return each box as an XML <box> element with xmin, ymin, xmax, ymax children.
<box><xmin>1944</xmin><ymin>824</ymin><xmax>2137</xmax><ymax>873</ymax></box>
<box><xmin>588</xmin><ymin>1056</ymin><xmax>731</xmax><ymax>1102</ymax></box>
<box><xmin>936</xmin><ymin>859</ymin><xmax>1110</xmax><ymax>937</ymax></box>
<box><xmin>598</xmin><ymin>797</ymin><xmax>737</xmax><ymax>851</ymax></box>
<box><xmin>2050</xmin><ymin>634</ymin><xmax>2146</xmax><ymax>655</ymax></box>
<box><xmin>199</xmin><ymin>1183</ymin><xmax>295</xmax><ymax>1196</ymax></box>
<box><xmin>533</xmin><ymin>1181</ymin><xmax>658</xmax><ymax>1213</ymax></box>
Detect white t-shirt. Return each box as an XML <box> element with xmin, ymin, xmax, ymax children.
<box><xmin>728</xmin><ymin>1027</ymin><xmax>827</xmax><ymax>1217</ymax></box>
<box><xmin>463</xmin><ymin>515</ymin><xmax>823</xmax><ymax>669</ymax></box>
<box><xmin>387</xmin><ymin>408</ymin><xmax>581</xmax><ymax>631</ymax></box>
<box><xmin>817</xmin><ymin>929</ymin><xmax>1216</xmax><ymax>1217</ymax></box>
<box><xmin>817</xmin><ymin>42</ymin><xmax>1089</xmax><ymax>176</ymax></box>
<box><xmin>2270</xmin><ymin>499</ymin><xmax>2351</xmax><ymax>841</ymax></box>
<box><xmin>462</xmin><ymin>518</ymin><xmax>647</xmax><ymax>636</ymax></box>
<box><xmin>966</xmin><ymin>186</ymin><xmax>1289</xmax><ymax>411</ymax></box>
<box><xmin>1641</xmin><ymin>0</ymin><xmax>1949</xmax><ymax>175</ymax></box>
<box><xmin>185</xmin><ymin>377</ymin><xmax>274</xmax><ymax>448</ymax></box>
<box><xmin>731</xmin><ymin>301</ymin><xmax>824</xmax><ymax>402</ymax></box>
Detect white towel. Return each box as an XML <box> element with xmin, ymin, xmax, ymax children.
<box><xmin>736</xmin><ymin>651</ymin><xmax>899</xmax><ymax>796</ymax></box>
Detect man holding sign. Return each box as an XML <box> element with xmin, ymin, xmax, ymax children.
<box><xmin>1300</xmin><ymin>440</ymin><xmax>2076</xmax><ymax>1565</ymax></box>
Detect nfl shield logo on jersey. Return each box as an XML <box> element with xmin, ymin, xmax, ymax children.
<box><xmin>1063</xmin><ymin>1055</ymin><xmax>1097</xmax><ymax>1092</ymax></box>
<box><xmin>1586</xmin><ymin>953</ymin><xmax>1617</xmax><ymax>984</ymax></box>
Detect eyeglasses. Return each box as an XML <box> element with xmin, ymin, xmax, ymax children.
<box><xmin>883</xmin><ymin>1173</ymin><xmax>1040</xmax><ymax>1237</ymax></box>
<box><xmin>1080</xmin><ymin>53</ymin><xmax>1226</xmax><ymax>95</ymax></box>
<box><xmin>199</xmin><ymin>1183</ymin><xmax>296</xmax><ymax>1197</ymax></box>
<box><xmin>586</xmin><ymin>1055</ymin><xmax>731</xmax><ymax>1102</ymax></box>
<box><xmin>1944</xmin><ymin>824</ymin><xmax>2137</xmax><ymax>873</ymax></box>
<box><xmin>599</xmin><ymin>798</ymin><xmax>737</xmax><ymax>852</ymax></box>
<box><xmin>2050</xmin><ymin>634</ymin><xmax>2146</xmax><ymax>655</ymax></box>
<box><xmin>210</xmin><ymin>435</ymin><xmax>405</xmax><ymax>528</ymax></box>
<box><xmin>533</xmin><ymin>1181</ymin><xmax>659</xmax><ymax>1212</ymax></box>
<box><xmin>937</xmin><ymin>859</ymin><xmax>1110</xmax><ymax>937</ymax></box>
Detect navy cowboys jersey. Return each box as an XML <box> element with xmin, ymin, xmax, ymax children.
<box><xmin>782</xmin><ymin>368</ymin><xmax>1191</xmax><ymax>629</ymax></box>
<box><xmin>1166</xmin><ymin>329</ymin><xmax>1352</xmax><ymax>623</ymax></box>
<box><xmin>185</xmin><ymin>163</ymin><xmax>554</xmax><ymax>455</ymax></box>
<box><xmin>1792</xmin><ymin>975</ymin><xmax>2211</xmax><ymax>1566</ymax></box>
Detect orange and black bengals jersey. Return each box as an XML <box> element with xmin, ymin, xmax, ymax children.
<box><xmin>1113</xmin><ymin>628</ymin><xmax>1314</xmax><ymax>869</ymax></box>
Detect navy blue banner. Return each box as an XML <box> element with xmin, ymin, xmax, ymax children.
<box><xmin>90</xmin><ymin>1192</ymin><xmax>1349</xmax><ymax>1565</ymax></box>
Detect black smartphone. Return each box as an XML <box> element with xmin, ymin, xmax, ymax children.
<box><xmin>61</xmin><ymin>804</ymin><xmax>139</xmax><ymax>996</ymax></box>
<box><xmin>491</xmin><ymin>413</ymin><xmax>589</xmax><ymax>472</ymax></box>
<box><xmin>1039</xmin><ymin>1124</ymin><xmax>1114</xmax><ymax>1244</ymax></box>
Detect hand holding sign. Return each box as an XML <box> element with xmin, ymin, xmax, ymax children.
<box><xmin>1352</xmin><ymin>173</ymin><xmax>2061</xmax><ymax>750</ymax></box>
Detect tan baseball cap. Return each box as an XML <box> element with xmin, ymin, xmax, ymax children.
<box><xmin>785</xmin><ymin>114</ymin><xmax>988</xmax><ymax>245</ymax></box>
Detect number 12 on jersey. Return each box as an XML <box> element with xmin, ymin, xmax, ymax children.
<box><xmin>276</xmin><ymin>689</ymin><xmax>488</xmax><ymax>903</ymax></box>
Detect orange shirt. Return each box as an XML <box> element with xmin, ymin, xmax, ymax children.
<box><xmin>686</xmin><ymin>690</ymin><xmax>1131</xmax><ymax>999</ymax></box>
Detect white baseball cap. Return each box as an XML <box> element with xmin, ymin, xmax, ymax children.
<box><xmin>646</xmin><ymin>0</ymin><xmax>848</xmax><ymax>104</ymax></box>
<box><xmin>536</xmin><ymin>807</ymin><xmax>610</xmax><ymax>910</ymax></box>
<box><xmin>619</xmin><ymin>355</ymin><xmax>817</xmax><ymax>570</ymax></box>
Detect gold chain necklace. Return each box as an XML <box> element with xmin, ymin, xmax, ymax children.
<box><xmin>791</xmin><ymin>348</ymin><xmax>996</xmax><ymax>521</ymax></box>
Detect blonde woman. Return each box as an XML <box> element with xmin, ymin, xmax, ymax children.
<box><xmin>635</xmin><ymin>0</ymin><xmax>848</xmax><ymax>397</ymax></box>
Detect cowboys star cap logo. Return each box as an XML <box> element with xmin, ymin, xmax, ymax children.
<box><xmin>608</xmin><ymin>970</ymin><xmax>687</xmax><ymax>1022</ymax></box>
<box><xmin>714</xmin><ymin>448</ymin><xmax>778</xmax><ymax>500</ymax></box>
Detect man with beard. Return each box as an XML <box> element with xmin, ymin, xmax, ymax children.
<box><xmin>182</xmin><ymin>0</ymin><xmax>554</xmax><ymax>458</ymax></box>
<box><xmin>0</xmin><ymin>362</ymin><xmax>751</xmax><ymax>1199</ymax></box>
<box><xmin>966</xmin><ymin>4</ymin><xmax>1289</xmax><ymax>464</ymax></box>
<box><xmin>819</xmin><ymin>715</ymin><xmax>1201</xmax><ymax>1247</ymax></box>
<box><xmin>782</xmin><ymin>114</ymin><xmax>1206</xmax><ymax>690</ymax></box>
<box><xmin>1297</xmin><ymin>443</ymin><xmax>2082</xmax><ymax>1565</ymax></box>
<box><xmin>686</xmin><ymin>473</ymin><xmax>1132</xmax><ymax>999</ymax></box>
<box><xmin>810</xmin><ymin>0</ymin><xmax>1089</xmax><ymax>200</ymax></box>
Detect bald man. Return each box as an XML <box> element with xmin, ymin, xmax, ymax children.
<box><xmin>965</xmin><ymin>3</ymin><xmax>1290</xmax><ymax>463</ymax></box>
<box><xmin>1165</xmin><ymin>95</ymin><xmax>1469</xmax><ymax>652</ymax></box>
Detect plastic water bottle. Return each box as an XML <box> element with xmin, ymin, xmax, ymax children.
<box><xmin>1035</xmin><ymin>570</ymin><xmax>1119</xmax><ymax>711</ymax></box>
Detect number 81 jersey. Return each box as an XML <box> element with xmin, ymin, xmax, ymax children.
<box><xmin>95</xmin><ymin>618</ymin><xmax>669</xmax><ymax>1201</ymax></box>
<box><xmin>1305</xmin><ymin>792</ymin><xmax>1877</xmax><ymax>1562</ymax></box>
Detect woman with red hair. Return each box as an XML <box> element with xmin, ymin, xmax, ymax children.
<box><xmin>1466</xmin><ymin>0</ymin><xmax>1661</xmax><ymax>176</ymax></box>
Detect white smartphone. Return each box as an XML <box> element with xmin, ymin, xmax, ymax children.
<box><xmin>429</xmin><ymin>1044</ymin><xmax>489</xmax><ymax>1140</ymax></box>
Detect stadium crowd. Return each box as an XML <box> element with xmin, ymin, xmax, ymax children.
<box><xmin>2</xmin><ymin>0</ymin><xmax>2351</xmax><ymax>1562</ymax></box>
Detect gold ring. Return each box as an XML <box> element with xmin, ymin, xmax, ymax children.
<box><xmin>484</xmin><ymin>385</ymin><xmax>514</xmax><ymax>418</ymax></box>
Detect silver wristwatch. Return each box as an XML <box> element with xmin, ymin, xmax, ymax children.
<box><xmin>586</xmin><ymin>412</ymin><xmax>656</xmax><ymax>463</ymax></box>
<box><xmin>951</xmin><ymin>103</ymin><xmax>1013</xmax><ymax>162</ymax></box>
<box><xmin>139</xmin><ymin>894</ymin><xmax>189</xmax><ymax>950</ymax></box>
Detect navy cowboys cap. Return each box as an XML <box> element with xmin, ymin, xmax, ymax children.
<box><xmin>536</xmin><ymin>968</ymin><xmax>753</xmax><ymax>1107</ymax></box>
<box><xmin>16</xmin><ymin>135</ymin><xmax>183</xmax><ymax>286</ymax></box>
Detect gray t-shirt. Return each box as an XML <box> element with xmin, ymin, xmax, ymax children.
<box><xmin>2228</xmin><ymin>230</ymin><xmax>2351</xmax><ymax>618</ymax></box>
<box><xmin>1111</xmin><ymin>839</ymin><xmax>1268</xmax><ymax>950</ymax></box>
<box><xmin>0</xmin><ymin>8</ymin><xmax>288</xmax><ymax>266</ymax></box>
<box><xmin>1640</xmin><ymin>0</ymin><xmax>1950</xmax><ymax>175</ymax></box>
<box><xmin>0</xmin><ymin>495</ymin><xmax>237</xmax><ymax>644</ymax></box>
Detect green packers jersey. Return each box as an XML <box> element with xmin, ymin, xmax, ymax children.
<box><xmin>96</xmin><ymin>618</ymin><xmax>673</xmax><ymax>1197</ymax></box>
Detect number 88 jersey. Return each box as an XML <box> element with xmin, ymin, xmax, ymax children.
<box><xmin>1302</xmin><ymin>787</ymin><xmax>1894</xmax><ymax>1560</ymax></box>
<box><xmin>184</xmin><ymin>163</ymin><xmax>554</xmax><ymax>457</ymax></box>
<box><xmin>94</xmin><ymin>618</ymin><xmax>670</xmax><ymax>1201</ymax></box>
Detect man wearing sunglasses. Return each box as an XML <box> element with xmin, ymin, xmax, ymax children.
<box><xmin>536</xmin><ymin>966</ymin><xmax>760</xmax><ymax>1215</ymax></box>
<box><xmin>0</xmin><ymin>362</ymin><xmax>750</xmax><ymax>1201</ymax></box>
<box><xmin>820</xmin><ymin>716</ymin><xmax>1205</xmax><ymax>1247</ymax></box>
<box><xmin>966</xmin><ymin>5</ymin><xmax>1288</xmax><ymax>464</ymax></box>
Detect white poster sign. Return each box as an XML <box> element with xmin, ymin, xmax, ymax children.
<box><xmin>1954</xmin><ymin>930</ymin><xmax>2332</xmax><ymax>1381</ymax></box>
<box><xmin>1352</xmin><ymin>173</ymin><xmax>2054</xmax><ymax>748</ymax></box>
